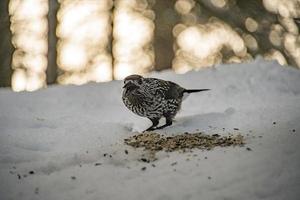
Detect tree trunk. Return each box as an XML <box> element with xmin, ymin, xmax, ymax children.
<box><xmin>0</xmin><ymin>0</ymin><xmax>13</xmax><ymax>87</ymax></box>
<box><xmin>153</xmin><ymin>0</ymin><xmax>179</xmax><ymax>71</ymax></box>
<box><xmin>110</xmin><ymin>0</ymin><xmax>115</xmax><ymax>80</ymax></box>
<box><xmin>47</xmin><ymin>0</ymin><xmax>59</xmax><ymax>84</ymax></box>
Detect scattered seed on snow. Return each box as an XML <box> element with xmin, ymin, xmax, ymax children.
<box><xmin>140</xmin><ymin>158</ymin><xmax>150</xmax><ymax>163</ymax></box>
<box><xmin>124</xmin><ymin>132</ymin><xmax>245</xmax><ymax>153</ymax></box>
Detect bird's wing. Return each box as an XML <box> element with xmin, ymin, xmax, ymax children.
<box><xmin>164</xmin><ymin>81</ymin><xmax>185</xmax><ymax>99</ymax></box>
<box><xmin>145</xmin><ymin>78</ymin><xmax>184</xmax><ymax>100</ymax></box>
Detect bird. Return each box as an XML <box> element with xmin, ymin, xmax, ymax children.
<box><xmin>122</xmin><ymin>74</ymin><xmax>210</xmax><ymax>132</ymax></box>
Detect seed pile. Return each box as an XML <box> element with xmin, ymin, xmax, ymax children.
<box><xmin>124</xmin><ymin>132</ymin><xmax>244</xmax><ymax>152</ymax></box>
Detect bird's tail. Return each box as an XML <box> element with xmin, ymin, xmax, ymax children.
<box><xmin>184</xmin><ymin>89</ymin><xmax>210</xmax><ymax>93</ymax></box>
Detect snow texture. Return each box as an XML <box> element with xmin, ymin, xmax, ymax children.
<box><xmin>0</xmin><ymin>58</ymin><xmax>300</xmax><ymax>200</ymax></box>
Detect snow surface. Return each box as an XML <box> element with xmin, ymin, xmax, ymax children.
<box><xmin>0</xmin><ymin>58</ymin><xmax>300</xmax><ymax>200</ymax></box>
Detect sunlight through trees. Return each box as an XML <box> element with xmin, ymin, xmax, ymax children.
<box><xmin>1</xmin><ymin>0</ymin><xmax>299</xmax><ymax>91</ymax></box>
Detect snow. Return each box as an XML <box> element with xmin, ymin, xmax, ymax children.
<box><xmin>0</xmin><ymin>58</ymin><xmax>300</xmax><ymax>200</ymax></box>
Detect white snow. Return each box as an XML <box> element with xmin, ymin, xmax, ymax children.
<box><xmin>0</xmin><ymin>58</ymin><xmax>300</xmax><ymax>200</ymax></box>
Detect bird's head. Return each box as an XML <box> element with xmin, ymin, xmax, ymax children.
<box><xmin>123</xmin><ymin>74</ymin><xmax>144</xmax><ymax>91</ymax></box>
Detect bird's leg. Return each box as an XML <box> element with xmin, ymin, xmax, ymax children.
<box><xmin>155</xmin><ymin>117</ymin><xmax>173</xmax><ymax>130</ymax></box>
<box><xmin>144</xmin><ymin>118</ymin><xmax>159</xmax><ymax>132</ymax></box>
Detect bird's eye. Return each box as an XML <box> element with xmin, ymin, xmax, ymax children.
<box><xmin>138</xmin><ymin>79</ymin><xmax>142</xmax><ymax>84</ymax></box>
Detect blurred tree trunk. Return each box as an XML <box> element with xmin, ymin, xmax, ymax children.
<box><xmin>47</xmin><ymin>0</ymin><xmax>59</xmax><ymax>84</ymax></box>
<box><xmin>0</xmin><ymin>0</ymin><xmax>13</xmax><ymax>87</ymax></box>
<box><xmin>110</xmin><ymin>0</ymin><xmax>115</xmax><ymax>80</ymax></box>
<box><xmin>153</xmin><ymin>0</ymin><xmax>179</xmax><ymax>71</ymax></box>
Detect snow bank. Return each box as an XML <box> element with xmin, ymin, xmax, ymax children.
<box><xmin>0</xmin><ymin>58</ymin><xmax>300</xmax><ymax>200</ymax></box>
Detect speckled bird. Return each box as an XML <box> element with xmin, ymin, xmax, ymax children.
<box><xmin>122</xmin><ymin>74</ymin><xmax>210</xmax><ymax>131</ymax></box>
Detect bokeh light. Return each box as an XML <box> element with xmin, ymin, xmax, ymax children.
<box><xmin>263</xmin><ymin>0</ymin><xmax>300</xmax><ymax>18</ymax></box>
<box><xmin>171</xmin><ymin>0</ymin><xmax>300</xmax><ymax>73</ymax></box>
<box><xmin>5</xmin><ymin>0</ymin><xmax>300</xmax><ymax>92</ymax></box>
<box><xmin>9</xmin><ymin>0</ymin><xmax>48</xmax><ymax>91</ymax></box>
<box><xmin>264</xmin><ymin>49</ymin><xmax>287</xmax><ymax>66</ymax></box>
<box><xmin>243</xmin><ymin>34</ymin><xmax>258</xmax><ymax>51</ymax></box>
<box><xmin>113</xmin><ymin>0</ymin><xmax>155</xmax><ymax>80</ymax></box>
<box><xmin>211</xmin><ymin>0</ymin><xmax>227</xmax><ymax>8</ymax></box>
<box><xmin>269</xmin><ymin>24</ymin><xmax>284</xmax><ymax>47</ymax></box>
<box><xmin>284</xmin><ymin>33</ymin><xmax>300</xmax><ymax>67</ymax></box>
<box><xmin>173</xmin><ymin>18</ymin><xmax>246</xmax><ymax>73</ymax></box>
<box><xmin>175</xmin><ymin>0</ymin><xmax>195</xmax><ymax>15</ymax></box>
<box><xmin>245</xmin><ymin>17</ymin><xmax>258</xmax><ymax>33</ymax></box>
<box><xmin>56</xmin><ymin>0</ymin><xmax>113</xmax><ymax>85</ymax></box>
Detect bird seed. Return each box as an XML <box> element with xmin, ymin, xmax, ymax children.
<box><xmin>124</xmin><ymin>132</ymin><xmax>245</xmax><ymax>153</ymax></box>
